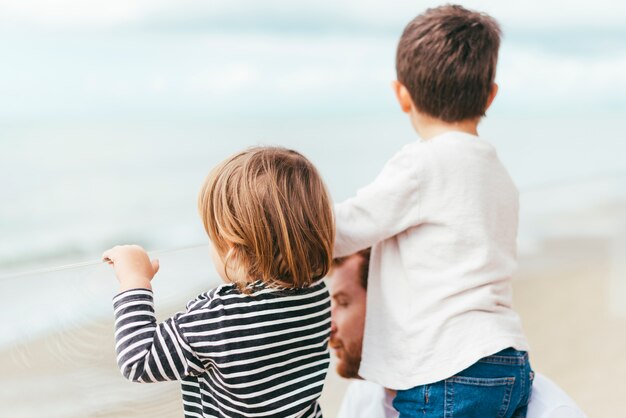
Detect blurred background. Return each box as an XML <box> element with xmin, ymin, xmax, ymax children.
<box><xmin>1</xmin><ymin>0</ymin><xmax>625</xmax><ymax>416</ymax></box>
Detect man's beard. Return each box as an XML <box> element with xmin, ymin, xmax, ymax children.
<box><xmin>330</xmin><ymin>337</ymin><xmax>363</xmax><ymax>379</ymax></box>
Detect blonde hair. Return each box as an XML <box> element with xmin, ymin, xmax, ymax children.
<box><xmin>198</xmin><ymin>147</ymin><xmax>335</xmax><ymax>290</ymax></box>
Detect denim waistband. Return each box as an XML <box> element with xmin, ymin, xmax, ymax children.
<box><xmin>477</xmin><ymin>347</ymin><xmax>528</xmax><ymax>366</ymax></box>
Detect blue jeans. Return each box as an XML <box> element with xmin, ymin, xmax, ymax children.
<box><xmin>393</xmin><ymin>348</ymin><xmax>534</xmax><ymax>418</ymax></box>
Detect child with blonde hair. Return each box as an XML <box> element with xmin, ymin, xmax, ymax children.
<box><xmin>104</xmin><ymin>147</ymin><xmax>334</xmax><ymax>417</ymax></box>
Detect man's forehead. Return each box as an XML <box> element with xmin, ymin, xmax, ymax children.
<box><xmin>329</xmin><ymin>256</ymin><xmax>363</xmax><ymax>296</ymax></box>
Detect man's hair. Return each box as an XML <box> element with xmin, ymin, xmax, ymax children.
<box><xmin>332</xmin><ymin>248</ymin><xmax>371</xmax><ymax>290</ymax></box>
<box><xmin>199</xmin><ymin>147</ymin><xmax>335</xmax><ymax>290</ymax></box>
<box><xmin>396</xmin><ymin>4</ymin><xmax>502</xmax><ymax>122</ymax></box>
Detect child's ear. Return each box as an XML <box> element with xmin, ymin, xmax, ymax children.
<box><xmin>485</xmin><ymin>83</ymin><xmax>498</xmax><ymax>111</ymax></box>
<box><xmin>392</xmin><ymin>80</ymin><xmax>413</xmax><ymax>113</ymax></box>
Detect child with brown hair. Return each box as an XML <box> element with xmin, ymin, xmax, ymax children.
<box><xmin>103</xmin><ymin>147</ymin><xmax>334</xmax><ymax>417</ymax></box>
<box><xmin>334</xmin><ymin>5</ymin><xmax>533</xmax><ymax>417</ymax></box>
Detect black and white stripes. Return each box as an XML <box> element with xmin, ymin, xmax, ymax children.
<box><xmin>113</xmin><ymin>281</ymin><xmax>330</xmax><ymax>417</ymax></box>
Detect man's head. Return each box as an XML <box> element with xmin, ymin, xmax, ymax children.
<box><xmin>329</xmin><ymin>248</ymin><xmax>370</xmax><ymax>379</ymax></box>
<box><xmin>394</xmin><ymin>4</ymin><xmax>501</xmax><ymax>124</ymax></box>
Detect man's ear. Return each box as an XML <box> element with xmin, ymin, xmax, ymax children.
<box><xmin>392</xmin><ymin>80</ymin><xmax>413</xmax><ymax>114</ymax></box>
<box><xmin>485</xmin><ymin>83</ymin><xmax>498</xmax><ymax>112</ymax></box>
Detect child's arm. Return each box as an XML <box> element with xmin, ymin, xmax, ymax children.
<box><xmin>104</xmin><ymin>245</ymin><xmax>205</xmax><ymax>382</ymax></box>
<box><xmin>334</xmin><ymin>146</ymin><xmax>423</xmax><ymax>258</ymax></box>
<box><xmin>112</xmin><ymin>289</ymin><xmax>205</xmax><ymax>382</ymax></box>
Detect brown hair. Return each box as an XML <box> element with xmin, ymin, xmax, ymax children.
<box><xmin>332</xmin><ymin>248</ymin><xmax>371</xmax><ymax>290</ymax></box>
<box><xmin>396</xmin><ymin>4</ymin><xmax>502</xmax><ymax>122</ymax></box>
<box><xmin>199</xmin><ymin>147</ymin><xmax>334</xmax><ymax>290</ymax></box>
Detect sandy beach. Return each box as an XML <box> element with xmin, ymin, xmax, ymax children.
<box><xmin>2</xmin><ymin>229</ymin><xmax>624</xmax><ymax>417</ymax></box>
<box><xmin>511</xmin><ymin>236</ymin><xmax>626</xmax><ymax>417</ymax></box>
<box><xmin>0</xmin><ymin>295</ymin><xmax>348</xmax><ymax>418</ymax></box>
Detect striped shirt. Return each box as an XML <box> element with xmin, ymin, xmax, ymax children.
<box><xmin>113</xmin><ymin>280</ymin><xmax>331</xmax><ymax>417</ymax></box>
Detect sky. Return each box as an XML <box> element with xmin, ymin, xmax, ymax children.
<box><xmin>2</xmin><ymin>0</ymin><xmax>626</xmax><ymax>29</ymax></box>
<box><xmin>1</xmin><ymin>0</ymin><xmax>625</xmax><ymax>123</ymax></box>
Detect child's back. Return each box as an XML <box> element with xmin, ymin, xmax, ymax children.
<box><xmin>334</xmin><ymin>5</ymin><xmax>532</xmax><ymax>417</ymax></box>
<box><xmin>336</xmin><ymin>131</ymin><xmax>526</xmax><ymax>387</ymax></box>
<box><xmin>106</xmin><ymin>147</ymin><xmax>334</xmax><ymax>417</ymax></box>
<box><xmin>113</xmin><ymin>281</ymin><xmax>329</xmax><ymax>417</ymax></box>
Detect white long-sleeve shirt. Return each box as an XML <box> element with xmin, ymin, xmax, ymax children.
<box><xmin>335</xmin><ymin>131</ymin><xmax>529</xmax><ymax>390</ymax></box>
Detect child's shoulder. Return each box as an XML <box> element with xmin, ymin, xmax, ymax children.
<box><xmin>186</xmin><ymin>280</ymin><xmax>328</xmax><ymax>312</ymax></box>
<box><xmin>384</xmin><ymin>140</ymin><xmax>428</xmax><ymax>172</ymax></box>
<box><xmin>387</xmin><ymin>136</ymin><xmax>471</xmax><ymax>165</ymax></box>
<box><xmin>179</xmin><ymin>280</ymin><xmax>329</xmax><ymax>329</ymax></box>
<box><xmin>409</xmin><ymin>132</ymin><xmax>499</xmax><ymax>166</ymax></box>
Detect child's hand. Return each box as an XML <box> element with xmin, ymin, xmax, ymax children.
<box><xmin>102</xmin><ymin>245</ymin><xmax>160</xmax><ymax>291</ymax></box>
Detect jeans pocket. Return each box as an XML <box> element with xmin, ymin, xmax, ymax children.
<box><xmin>445</xmin><ymin>376</ymin><xmax>515</xmax><ymax>418</ymax></box>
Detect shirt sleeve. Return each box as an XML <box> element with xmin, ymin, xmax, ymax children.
<box><xmin>334</xmin><ymin>144</ymin><xmax>424</xmax><ymax>257</ymax></box>
<box><xmin>113</xmin><ymin>289</ymin><xmax>206</xmax><ymax>383</ymax></box>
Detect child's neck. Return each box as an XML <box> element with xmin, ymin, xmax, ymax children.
<box><xmin>411</xmin><ymin>112</ymin><xmax>480</xmax><ymax>141</ymax></box>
